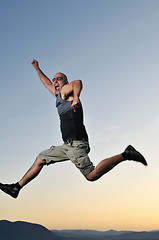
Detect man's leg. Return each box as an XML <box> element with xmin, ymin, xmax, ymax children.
<box><xmin>19</xmin><ymin>158</ymin><xmax>46</xmax><ymax>187</ymax></box>
<box><xmin>85</xmin><ymin>145</ymin><xmax>147</xmax><ymax>181</ymax></box>
<box><xmin>0</xmin><ymin>158</ymin><xmax>46</xmax><ymax>198</ymax></box>
<box><xmin>0</xmin><ymin>144</ymin><xmax>69</xmax><ymax>198</ymax></box>
<box><xmin>86</xmin><ymin>154</ymin><xmax>123</xmax><ymax>181</ymax></box>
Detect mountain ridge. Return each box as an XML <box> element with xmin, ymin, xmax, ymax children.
<box><xmin>1</xmin><ymin>220</ymin><xmax>159</xmax><ymax>240</ymax></box>
<box><xmin>52</xmin><ymin>228</ymin><xmax>159</xmax><ymax>239</ymax></box>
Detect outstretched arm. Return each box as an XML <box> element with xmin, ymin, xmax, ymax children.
<box><xmin>61</xmin><ymin>80</ymin><xmax>83</xmax><ymax>112</ymax></box>
<box><xmin>31</xmin><ymin>59</ymin><xmax>55</xmax><ymax>96</ymax></box>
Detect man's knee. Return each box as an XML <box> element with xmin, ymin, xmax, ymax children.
<box><xmin>35</xmin><ymin>158</ymin><xmax>47</xmax><ymax>166</ymax></box>
<box><xmin>85</xmin><ymin>171</ymin><xmax>98</xmax><ymax>182</ymax></box>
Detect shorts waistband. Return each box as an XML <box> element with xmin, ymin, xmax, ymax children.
<box><xmin>64</xmin><ymin>138</ymin><xmax>87</xmax><ymax>145</ymax></box>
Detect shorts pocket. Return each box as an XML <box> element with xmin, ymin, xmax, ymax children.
<box><xmin>76</xmin><ymin>141</ymin><xmax>90</xmax><ymax>154</ymax></box>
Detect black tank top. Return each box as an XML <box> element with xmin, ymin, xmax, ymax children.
<box><xmin>56</xmin><ymin>92</ymin><xmax>88</xmax><ymax>142</ymax></box>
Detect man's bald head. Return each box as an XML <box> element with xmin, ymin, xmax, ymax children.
<box><xmin>53</xmin><ymin>72</ymin><xmax>68</xmax><ymax>84</ymax></box>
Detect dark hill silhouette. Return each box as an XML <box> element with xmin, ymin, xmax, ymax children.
<box><xmin>1</xmin><ymin>220</ymin><xmax>159</xmax><ymax>240</ymax></box>
<box><xmin>0</xmin><ymin>220</ymin><xmax>63</xmax><ymax>240</ymax></box>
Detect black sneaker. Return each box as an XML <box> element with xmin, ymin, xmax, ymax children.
<box><xmin>0</xmin><ymin>183</ymin><xmax>20</xmax><ymax>198</ymax></box>
<box><xmin>123</xmin><ymin>145</ymin><xmax>147</xmax><ymax>166</ymax></box>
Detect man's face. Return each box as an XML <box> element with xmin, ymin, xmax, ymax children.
<box><xmin>52</xmin><ymin>73</ymin><xmax>68</xmax><ymax>96</ymax></box>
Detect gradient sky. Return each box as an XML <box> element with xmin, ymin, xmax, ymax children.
<box><xmin>0</xmin><ymin>0</ymin><xmax>159</xmax><ymax>231</ymax></box>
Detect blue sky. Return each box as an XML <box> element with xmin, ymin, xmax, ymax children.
<box><xmin>0</xmin><ymin>0</ymin><xmax>159</xmax><ymax>230</ymax></box>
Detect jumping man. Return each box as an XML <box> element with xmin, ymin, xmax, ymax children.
<box><xmin>0</xmin><ymin>60</ymin><xmax>148</xmax><ymax>198</ymax></box>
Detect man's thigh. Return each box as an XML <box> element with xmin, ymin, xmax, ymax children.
<box><xmin>63</xmin><ymin>140</ymin><xmax>95</xmax><ymax>176</ymax></box>
<box><xmin>37</xmin><ymin>145</ymin><xmax>69</xmax><ymax>165</ymax></box>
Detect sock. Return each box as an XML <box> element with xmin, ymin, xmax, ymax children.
<box><xmin>14</xmin><ymin>182</ymin><xmax>22</xmax><ymax>190</ymax></box>
<box><xmin>122</xmin><ymin>151</ymin><xmax>127</xmax><ymax>160</ymax></box>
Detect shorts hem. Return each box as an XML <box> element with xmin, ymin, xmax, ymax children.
<box><xmin>82</xmin><ymin>166</ymin><xmax>95</xmax><ymax>176</ymax></box>
<box><xmin>37</xmin><ymin>154</ymin><xmax>50</xmax><ymax>165</ymax></box>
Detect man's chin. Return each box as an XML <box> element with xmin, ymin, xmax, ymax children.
<box><xmin>55</xmin><ymin>90</ymin><xmax>59</xmax><ymax>96</ymax></box>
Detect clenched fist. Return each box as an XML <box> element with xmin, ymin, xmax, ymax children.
<box><xmin>31</xmin><ymin>59</ymin><xmax>39</xmax><ymax>71</ymax></box>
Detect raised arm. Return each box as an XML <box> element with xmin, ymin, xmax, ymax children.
<box><xmin>31</xmin><ymin>59</ymin><xmax>55</xmax><ymax>96</ymax></box>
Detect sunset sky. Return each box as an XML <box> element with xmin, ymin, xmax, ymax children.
<box><xmin>0</xmin><ymin>0</ymin><xmax>159</xmax><ymax>231</ymax></box>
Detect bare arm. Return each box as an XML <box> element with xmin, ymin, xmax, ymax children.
<box><xmin>31</xmin><ymin>59</ymin><xmax>55</xmax><ymax>96</ymax></box>
<box><xmin>61</xmin><ymin>80</ymin><xmax>83</xmax><ymax>112</ymax></box>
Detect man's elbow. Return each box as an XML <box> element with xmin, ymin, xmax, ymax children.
<box><xmin>75</xmin><ymin>79</ymin><xmax>83</xmax><ymax>89</ymax></box>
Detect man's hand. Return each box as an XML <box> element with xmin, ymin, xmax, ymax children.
<box><xmin>71</xmin><ymin>96</ymin><xmax>81</xmax><ymax>112</ymax></box>
<box><xmin>31</xmin><ymin>59</ymin><xmax>39</xmax><ymax>71</ymax></box>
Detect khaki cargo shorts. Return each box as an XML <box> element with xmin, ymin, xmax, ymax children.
<box><xmin>37</xmin><ymin>140</ymin><xmax>94</xmax><ymax>176</ymax></box>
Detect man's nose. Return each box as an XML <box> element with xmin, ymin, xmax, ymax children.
<box><xmin>53</xmin><ymin>79</ymin><xmax>58</xmax><ymax>84</ymax></box>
